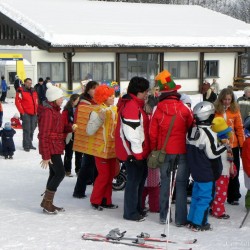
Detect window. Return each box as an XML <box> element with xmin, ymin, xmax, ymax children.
<box><xmin>164</xmin><ymin>61</ymin><xmax>198</xmax><ymax>79</ymax></box>
<box><xmin>73</xmin><ymin>62</ymin><xmax>114</xmax><ymax>82</ymax></box>
<box><xmin>37</xmin><ymin>62</ymin><xmax>65</xmax><ymax>82</ymax></box>
<box><xmin>241</xmin><ymin>56</ymin><xmax>250</xmax><ymax>76</ymax></box>
<box><xmin>120</xmin><ymin>53</ymin><xmax>159</xmax><ymax>84</ymax></box>
<box><xmin>204</xmin><ymin>60</ymin><xmax>219</xmax><ymax>78</ymax></box>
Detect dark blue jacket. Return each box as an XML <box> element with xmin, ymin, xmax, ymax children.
<box><xmin>186</xmin><ymin>125</ymin><xmax>226</xmax><ymax>182</ymax></box>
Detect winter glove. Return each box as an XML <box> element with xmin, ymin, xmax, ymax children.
<box><xmin>40</xmin><ymin>159</ymin><xmax>52</xmax><ymax>169</ymax></box>
<box><xmin>245</xmin><ymin>190</ymin><xmax>250</xmax><ymax>209</ymax></box>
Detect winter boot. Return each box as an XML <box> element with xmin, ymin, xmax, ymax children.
<box><xmin>40</xmin><ymin>189</ymin><xmax>57</xmax><ymax>214</ymax></box>
<box><xmin>41</xmin><ymin>189</ymin><xmax>65</xmax><ymax>213</ymax></box>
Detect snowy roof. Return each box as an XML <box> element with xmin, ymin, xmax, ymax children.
<box><xmin>1</xmin><ymin>0</ymin><xmax>250</xmax><ymax>48</ymax></box>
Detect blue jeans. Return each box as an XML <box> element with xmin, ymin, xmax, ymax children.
<box><xmin>123</xmin><ymin>159</ymin><xmax>148</xmax><ymax>220</ymax></box>
<box><xmin>160</xmin><ymin>154</ymin><xmax>189</xmax><ymax>224</ymax></box>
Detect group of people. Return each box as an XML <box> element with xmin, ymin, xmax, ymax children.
<box><xmin>1</xmin><ymin>70</ymin><xmax>249</xmax><ymax>232</ymax></box>
<box><xmin>35</xmin><ymin>69</ymin><xmax>249</xmax><ymax>233</ymax></box>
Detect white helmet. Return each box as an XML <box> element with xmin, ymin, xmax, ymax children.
<box><xmin>193</xmin><ymin>101</ymin><xmax>215</xmax><ymax>123</ymax></box>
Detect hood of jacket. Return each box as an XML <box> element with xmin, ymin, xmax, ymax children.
<box><xmin>157</xmin><ymin>92</ymin><xmax>182</xmax><ymax>116</ymax></box>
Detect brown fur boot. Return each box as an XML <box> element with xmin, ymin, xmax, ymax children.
<box><xmin>40</xmin><ymin>189</ymin><xmax>57</xmax><ymax>214</ymax></box>
<box><xmin>41</xmin><ymin>189</ymin><xmax>65</xmax><ymax>212</ymax></box>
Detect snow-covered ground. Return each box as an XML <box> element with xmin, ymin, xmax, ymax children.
<box><xmin>0</xmin><ymin>92</ymin><xmax>249</xmax><ymax>250</ymax></box>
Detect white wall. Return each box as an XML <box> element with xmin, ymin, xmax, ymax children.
<box><xmin>204</xmin><ymin>53</ymin><xmax>237</xmax><ymax>92</ymax></box>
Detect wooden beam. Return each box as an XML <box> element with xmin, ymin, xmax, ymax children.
<box><xmin>199</xmin><ymin>52</ymin><xmax>204</xmax><ymax>94</ymax></box>
<box><xmin>115</xmin><ymin>53</ymin><xmax>120</xmax><ymax>86</ymax></box>
<box><xmin>48</xmin><ymin>46</ymin><xmax>247</xmax><ymax>54</ymax></box>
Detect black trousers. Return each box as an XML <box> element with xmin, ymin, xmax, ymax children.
<box><xmin>0</xmin><ymin>91</ymin><xmax>7</xmax><ymax>102</ymax></box>
<box><xmin>47</xmin><ymin>154</ymin><xmax>65</xmax><ymax>192</ymax></box>
<box><xmin>227</xmin><ymin>147</ymin><xmax>241</xmax><ymax>202</ymax></box>
<box><xmin>63</xmin><ymin>140</ymin><xmax>83</xmax><ymax>173</ymax></box>
<box><xmin>73</xmin><ymin>153</ymin><xmax>97</xmax><ymax>196</ymax></box>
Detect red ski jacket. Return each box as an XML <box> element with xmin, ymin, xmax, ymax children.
<box><xmin>15</xmin><ymin>86</ymin><xmax>38</xmax><ymax>115</ymax></box>
<box><xmin>149</xmin><ymin>92</ymin><xmax>193</xmax><ymax>154</ymax></box>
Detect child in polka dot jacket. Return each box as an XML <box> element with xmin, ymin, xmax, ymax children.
<box><xmin>210</xmin><ymin>117</ymin><xmax>237</xmax><ymax>219</ymax></box>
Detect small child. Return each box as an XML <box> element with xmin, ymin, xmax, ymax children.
<box><xmin>242</xmin><ymin>116</ymin><xmax>250</xmax><ymax>211</ymax></box>
<box><xmin>210</xmin><ymin>117</ymin><xmax>236</xmax><ymax>219</ymax></box>
<box><xmin>0</xmin><ymin>122</ymin><xmax>16</xmax><ymax>159</ymax></box>
<box><xmin>11</xmin><ymin>113</ymin><xmax>22</xmax><ymax>129</ymax></box>
<box><xmin>142</xmin><ymin>168</ymin><xmax>160</xmax><ymax>213</ymax></box>
<box><xmin>186</xmin><ymin>101</ymin><xmax>226</xmax><ymax>231</ymax></box>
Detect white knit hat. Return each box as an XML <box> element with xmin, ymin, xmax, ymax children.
<box><xmin>46</xmin><ymin>82</ymin><xmax>64</xmax><ymax>102</ymax></box>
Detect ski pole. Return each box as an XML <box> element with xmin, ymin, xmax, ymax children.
<box><xmin>161</xmin><ymin>156</ymin><xmax>179</xmax><ymax>238</ymax></box>
<box><xmin>239</xmin><ymin>209</ymin><xmax>250</xmax><ymax>228</ymax></box>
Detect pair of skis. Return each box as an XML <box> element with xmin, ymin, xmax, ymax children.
<box><xmin>82</xmin><ymin>228</ymin><xmax>197</xmax><ymax>250</ymax></box>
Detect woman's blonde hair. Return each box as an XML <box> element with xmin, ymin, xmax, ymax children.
<box><xmin>214</xmin><ymin>88</ymin><xmax>239</xmax><ymax>114</ymax></box>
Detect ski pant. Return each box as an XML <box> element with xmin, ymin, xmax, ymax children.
<box><xmin>160</xmin><ymin>154</ymin><xmax>189</xmax><ymax>224</ymax></box>
<box><xmin>63</xmin><ymin>139</ymin><xmax>83</xmax><ymax>174</ymax></box>
<box><xmin>22</xmin><ymin>113</ymin><xmax>37</xmax><ymax>150</ymax></box>
<box><xmin>123</xmin><ymin>159</ymin><xmax>148</xmax><ymax>220</ymax></box>
<box><xmin>142</xmin><ymin>186</ymin><xmax>160</xmax><ymax>212</ymax></box>
<box><xmin>90</xmin><ymin>157</ymin><xmax>116</xmax><ymax>205</ymax></box>
<box><xmin>187</xmin><ymin>181</ymin><xmax>215</xmax><ymax>226</ymax></box>
<box><xmin>227</xmin><ymin>147</ymin><xmax>241</xmax><ymax>203</ymax></box>
<box><xmin>46</xmin><ymin>154</ymin><xmax>65</xmax><ymax>192</ymax></box>
<box><xmin>211</xmin><ymin>175</ymin><xmax>229</xmax><ymax>217</ymax></box>
<box><xmin>73</xmin><ymin>153</ymin><xmax>97</xmax><ymax>196</ymax></box>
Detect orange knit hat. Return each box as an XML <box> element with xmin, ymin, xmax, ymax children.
<box><xmin>94</xmin><ymin>85</ymin><xmax>114</xmax><ymax>105</ymax></box>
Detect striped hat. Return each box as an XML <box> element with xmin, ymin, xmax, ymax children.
<box><xmin>155</xmin><ymin>70</ymin><xmax>181</xmax><ymax>92</ymax></box>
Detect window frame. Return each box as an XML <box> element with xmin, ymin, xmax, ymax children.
<box><xmin>163</xmin><ymin>61</ymin><xmax>198</xmax><ymax>79</ymax></box>
<box><xmin>73</xmin><ymin>62</ymin><xmax>114</xmax><ymax>82</ymax></box>
<box><xmin>204</xmin><ymin>60</ymin><xmax>219</xmax><ymax>78</ymax></box>
<box><xmin>119</xmin><ymin>53</ymin><xmax>159</xmax><ymax>81</ymax></box>
<box><xmin>37</xmin><ymin>62</ymin><xmax>65</xmax><ymax>82</ymax></box>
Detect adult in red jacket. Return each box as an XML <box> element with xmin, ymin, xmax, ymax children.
<box><xmin>150</xmin><ymin>70</ymin><xmax>193</xmax><ymax>226</ymax></box>
<box><xmin>38</xmin><ymin>83</ymin><xmax>73</xmax><ymax>214</ymax></box>
<box><xmin>15</xmin><ymin>78</ymin><xmax>38</xmax><ymax>151</ymax></box>
<box><xmin>115</xmin><ymin>76</ymin><xmax>150</xmax><ymax>222</ymax></box>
